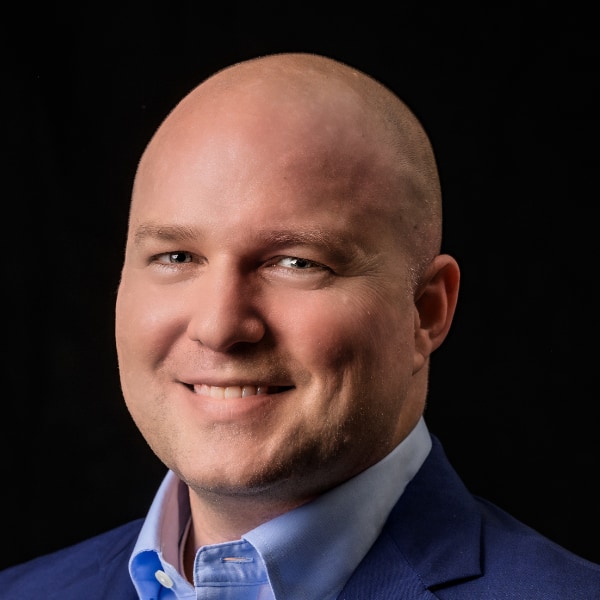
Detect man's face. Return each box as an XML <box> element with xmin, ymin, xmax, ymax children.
<box><xmin>115</xmin><ymin>92</ymin><xmax>424</xmax><ymax>503</ymax></box>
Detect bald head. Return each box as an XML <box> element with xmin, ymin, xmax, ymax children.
<box><xmin>134</xmin><ymin>53</ymin><xmax>442</xmax><ymax>279</ymax></box>
<box><xmin>117</xmin><ymin>53</ymin><xmax>460</xmax><ymax>513</ymax></box>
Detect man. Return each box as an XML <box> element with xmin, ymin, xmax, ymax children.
<box><xmin>2</xmin><ymin>52</ymin><xmax>599</xmax><ymax>599</ymax></box>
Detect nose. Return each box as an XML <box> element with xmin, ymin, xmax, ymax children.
<box><xmin>185</xmin><ymin>264</ymin><xmax>266</xmax><ymax>352</ymax></box>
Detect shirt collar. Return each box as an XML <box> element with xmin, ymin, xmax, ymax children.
<box><xmin>130</xmin><ymin>417</ymin><xmax>431</xmax><ymax>600</ymax></box>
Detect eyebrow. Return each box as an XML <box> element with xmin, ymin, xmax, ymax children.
<box><xmin>261</xmin><ymin>229</ymin><xmax>336</xmax><ymax>249</ymax></box>
<box><xmin>133</xmin><ymin>224</ymin><xmax>199</xmax><ymax>245</ymax></box>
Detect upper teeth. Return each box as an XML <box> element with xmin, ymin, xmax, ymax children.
<box><xmin>193</xmin><ymin>384</ymin><xmax>268</xmax><ymax>398</ymax></box>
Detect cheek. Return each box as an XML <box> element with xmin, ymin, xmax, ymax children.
<box><xmin>115</xmin><ymin>281</ymin><xmax>183</xmax><ymax>367</ymax></box>
<box><xmin>274</xmin><ymin>290</ymin><xmax>407</xmax><ymax>374</ymax></box>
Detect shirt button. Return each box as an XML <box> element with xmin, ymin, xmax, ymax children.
<box><xmin>154</xmin><ymin>569</ymin><xmax>174</xmax><ymax>588</ymax></box>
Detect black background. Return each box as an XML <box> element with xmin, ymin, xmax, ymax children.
<box><xmin>4</xmin><ymin>2</ymin><xmax>599</xmax><ymax>570</ymax></box>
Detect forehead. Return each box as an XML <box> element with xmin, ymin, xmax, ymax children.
<box><xmin>135</xmin><ymin>85</ymin><xmax>399</xmax><ymax>212</ymax></box>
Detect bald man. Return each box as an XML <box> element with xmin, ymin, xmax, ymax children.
<box><xmin>2</xmin><ymin>53</ymin><xmax>599</xmax><ymax>599</ymax></box>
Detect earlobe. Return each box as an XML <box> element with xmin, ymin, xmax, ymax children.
<box><xmin>412</xmin><ymin>254</ymin><xmax>460</xmax><ymax>373</ymax></box>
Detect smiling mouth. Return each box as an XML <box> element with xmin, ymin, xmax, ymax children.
<box><xmin>189</xmin><ymin>384</ymin><xmax>294</xmax><ymax>399</ymax></box>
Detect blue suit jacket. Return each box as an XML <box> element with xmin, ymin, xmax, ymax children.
<box><xmin>2</xmin><ymin>436</ymin><xmax>599</xmax><ymax>599</ymax></box>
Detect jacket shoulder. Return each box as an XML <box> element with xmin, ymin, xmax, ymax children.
<box><xmin>341</xmin><ymin>435</ymin><xmax>600</xmax><ymax>599</ymax></box>
<box><xmin>460</xmin><ymin>496</ymin><xmax>600</xmax><ymax>598</ymax></box>
<box><xmin>0</xmin><ymin>518</ymin><xmax>143</xmax><ymax>600</ymax></box>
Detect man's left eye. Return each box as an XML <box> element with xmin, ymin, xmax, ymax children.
<box><xmin>153</xmin><ymin>251</ymin><xmax>193</xmax><ymax>264</ymax></box>
<box><xmin>277</xmin><ymin>256</ymin><xmax>319</xmax><ymax>269</ymax></box>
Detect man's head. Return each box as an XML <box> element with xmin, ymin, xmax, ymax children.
<box><xmin>115</xmin><ymin>52</ymin><xmax>459</xmax><ymax>512</ymax></box>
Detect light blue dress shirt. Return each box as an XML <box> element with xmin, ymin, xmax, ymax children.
<box><xmin>129</xmin><ymin>418</ymin><xmax>432</xmax><ymax>600</ymax></box>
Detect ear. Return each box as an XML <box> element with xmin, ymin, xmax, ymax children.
<box><xmin>412</xmin><ymin>254</ymin><xmax>460</xmax><ymax>374</ymax></box>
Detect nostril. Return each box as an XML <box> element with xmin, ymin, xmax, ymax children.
<box><xmin>185</xmin><ymin>306</ymin><xmax>266</xmax><ymax>352</ymax></box>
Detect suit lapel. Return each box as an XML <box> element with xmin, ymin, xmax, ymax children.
<box><xmin>337</xmin><ymin>529</ymin><xmax>441</xmax><ymax>599</ymax></box>
<box><xmin>338</xmin><ymin>436</ymin><xmax>482</xmax><ymax>598</ymax></box>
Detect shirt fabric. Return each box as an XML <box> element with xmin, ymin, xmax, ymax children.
<box><xmin>129</xmin><ymin>417</ymin><xmax>432</xmax><ymax>600</ymax></box>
